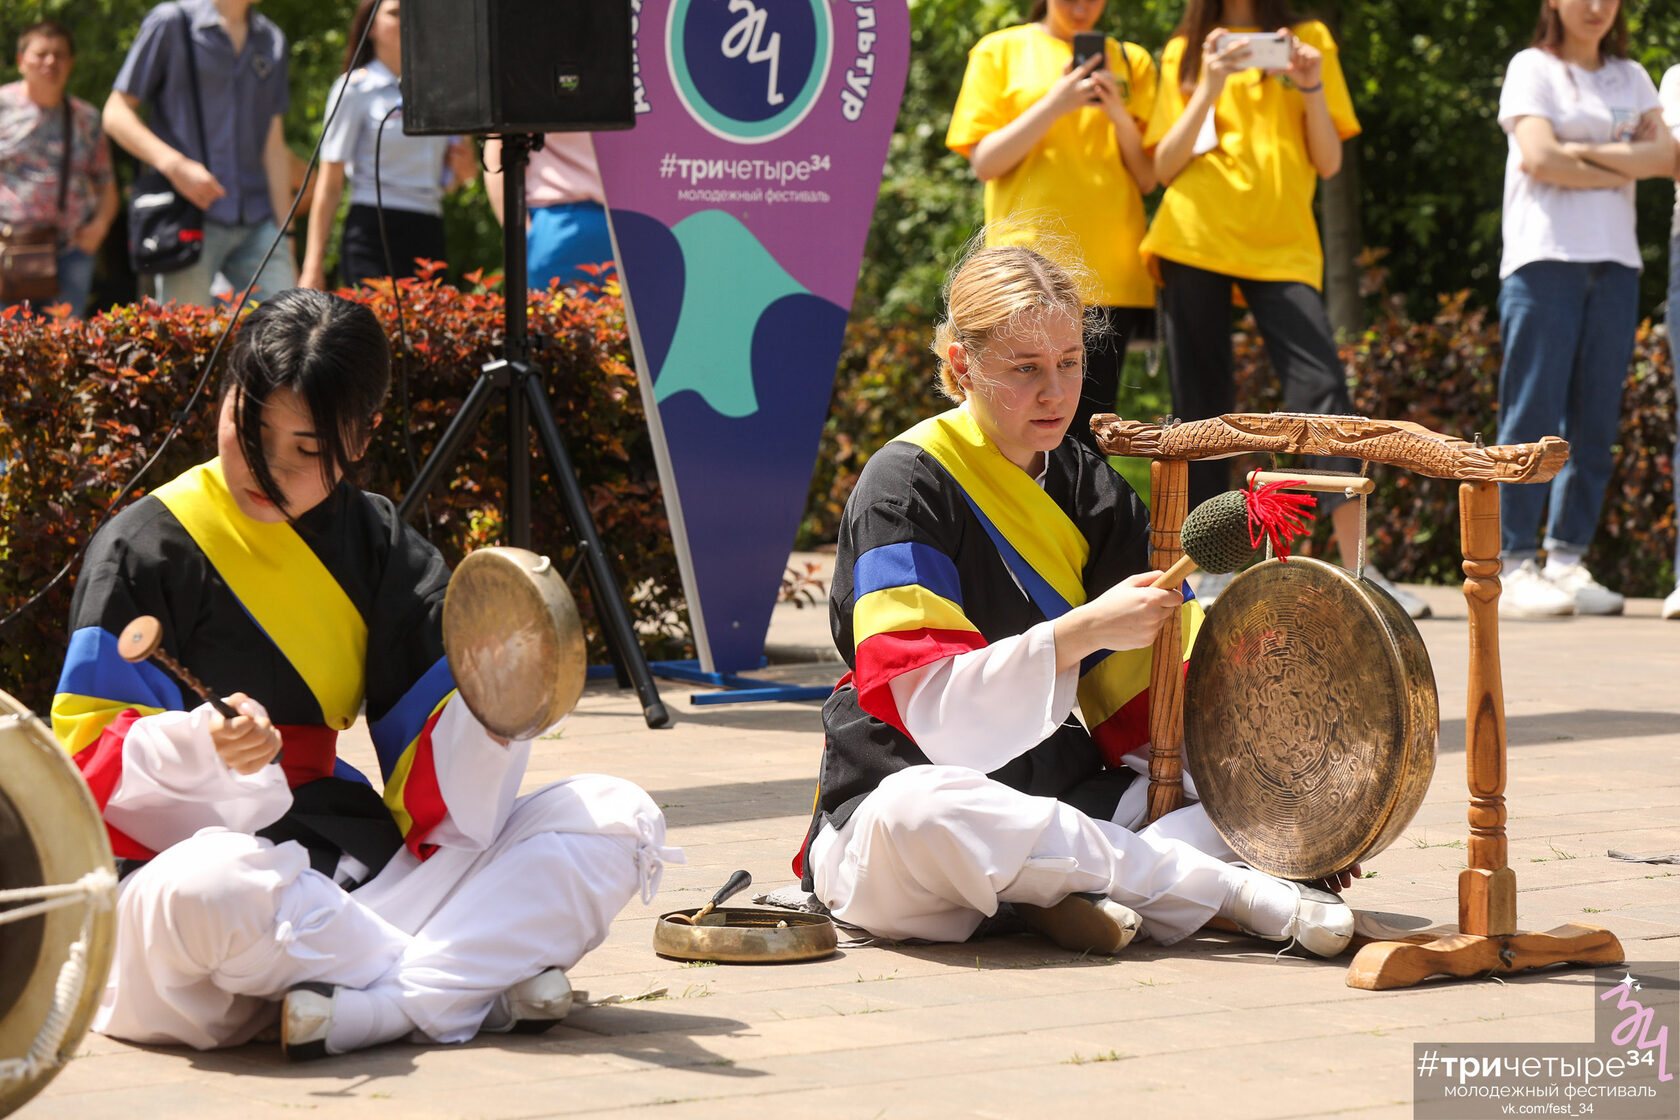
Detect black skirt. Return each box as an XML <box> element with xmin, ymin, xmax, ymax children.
<box><xmin>339</xmin><ymin>203</ymin><xmax>447</xmax><ymax>286</ymax></box>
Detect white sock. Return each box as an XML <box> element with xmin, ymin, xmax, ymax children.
<box><xmin>1545</xmin><ymin>548</ymin><xmax>1584</xmax><ymax>573</ymax></box>
<box><xmin>1220</xmin><ymin>869</ymin><xmax>1297</xmax><ymax>939</ymax></box>
<box><xmin>324</xmin><ymin>986</ymin><xmax>414</xmax><ymax>1055</ymax></box>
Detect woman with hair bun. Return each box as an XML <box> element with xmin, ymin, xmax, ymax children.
<box><xmin>795</xmin><ymin>245</ymin><xmax>1357</xmax><ymax>960</ymax></box>
<box><xmin>946</xmin><ymin>0</ymin><xmax>1159</xmax><ymax>455</ymax></box>
<box><xmin>50</xmin><ymin>289</ymin><xmax>676</xmax><ymax>1060</ymax></box>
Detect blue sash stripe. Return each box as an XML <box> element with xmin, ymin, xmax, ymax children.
<box><xmin>57</xmin><ymin>626</ymin><xmax>184</xmax><ymax>712</ymax></box>
<box><xmin>369</xmin><ymin>655</ymin><xmax>455</xmax><ymax>777</ymax></box>
<box><xmin>958</xmin><ymin>492</ymin><xmax>1073</xmax><ymax>621</ymax></box>
<box><xmin>853</xmin><ymin>540</ymin><xmax>964</xmax><ymax>604</ymax></box>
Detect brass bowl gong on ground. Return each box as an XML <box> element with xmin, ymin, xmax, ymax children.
<box><xmin>653</xmin><ymin>909</ymin><xmax>839</xmax><ymax>964</ymax></box>
<box><xmin>1185</xmin><ymin>557</ymin><xmax>1439</xmax><ymax>882</ymax></box>
<box><xmin>442</xmin><ymin>546</ymin><xmax>587</xmax><ymax>741</ymax></box>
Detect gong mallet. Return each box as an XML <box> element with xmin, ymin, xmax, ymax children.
<box><xmin>118</xmin><ymin>615</ymin><xmax>239</xmax><ymax>719</ymax></box>
<box><xmin>666</xmin><ymin>869</ymin><xmax>753</xmax><ymax>926</ymax></box>
<box><xmin>1152</xmin><ymin>480</ymin><xmax>1318</xmax><ymax>592</ymax></box>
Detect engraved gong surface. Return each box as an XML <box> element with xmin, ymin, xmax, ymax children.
<box><xmin>1184</xmin><ymin>557</ymin><xmax>1439</xmax><ymax>881</ymax></box>
<box><xmin>442</xmin><ymin>547</ymin><xmax>587</xmax><ymax>741</ymax></box>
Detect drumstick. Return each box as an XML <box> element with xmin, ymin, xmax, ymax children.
<box><xmin>118</xmin><ymin>615</ymin><xmax>239</xmax><ymax>718</ymax></box>
<box><xmin>1153</xmin><ymin>480</ymin><xmax>1318</xmax><ymax>592</ymax></box>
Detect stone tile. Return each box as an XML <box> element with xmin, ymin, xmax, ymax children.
<box><xmin>24</xmin><ymin>556</ymin><xmax>1680</xmax><ymax>1119</ymax></box>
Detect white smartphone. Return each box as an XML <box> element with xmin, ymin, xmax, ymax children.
<box><xmin>1212</xmin><ymin>30</ymin><xmax>1291</xmax><ymax>71</ymax></box>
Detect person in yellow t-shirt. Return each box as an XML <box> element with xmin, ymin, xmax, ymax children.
<box><xmin>946</xmin><ymin>0</ymin><xmax>1159</xmax><ymax>456</ymax></box>
<box><xmin>1137</xmin><ymin>2</ymin><xmax>1426</xmax><ymax>616</ymax></box>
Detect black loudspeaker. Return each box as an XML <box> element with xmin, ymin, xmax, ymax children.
<box><xmin>399</xmin><ymin>0</ymin><xmax>633</xmax><ymax>135</ymax></box>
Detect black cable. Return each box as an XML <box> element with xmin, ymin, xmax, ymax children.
<box><xmin>0</xmin><ymin>0</ymin><xmax>386</xmax><ymax>638</ymax></box>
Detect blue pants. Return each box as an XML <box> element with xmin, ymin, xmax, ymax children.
<box><xmin>1495</xmin><ymin>259</ymin><xmax>1640</xmax><ymax>559</ymax></box>
<box><xmin>526</xmin><ymin>201</ymin><xmax>613</xmax><ymax>291</ymax></box>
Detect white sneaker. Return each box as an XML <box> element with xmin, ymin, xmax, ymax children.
<box><xmin>1664</xmin><ymin>585</ymin><xmax>1680</xmax><ymax>621</ymax></box>
<box><xmin>1544</xmin><ymin>562</ymin><xmax>1623</xmax><ymax>616</ymax></box>
<box><xmin>1016</xmin><ymin>892</ymin><xmax>1142</xmax><ymax>955</ymax></box>
<box><xmin>1194</xmin><ymin>569</ymin><xmax>1234</xmax><ymax>605</ymax></box>
<box><xmin>280</xmin><ymin>983</ymin><xmax>337</xmax><ymax>1061</ymax></box>
<box><xmin>1229</xmin><ymin>876</ymin><xmax>1355</xmax><ymax>959</ymax></box>
<box><xmin>1365</xmin><ymin>569</ymin><xmax>1431</xmax><ymax>619</ymax></box>
<box><xmin>1499</xmin><ymin>559</ymin><xmax>1575</xmax><ymax>618</ymax></box>
<box><xmin>481</xmin><ymin>967</ymin><xmax>577</xmax><ymax>1035</ymax></box>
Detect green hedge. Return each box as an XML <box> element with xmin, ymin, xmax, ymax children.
<box><xmin>807</xmin><ymin>289</ymin><xmax>1677</xmax><ymax>597</ymax></box>
<box><xmin>0</xmin><ymin>275</ymin><xmax>688</xmax><ymax>711</ymax></box>
<box><xmin>5</xmin><ymin>273</ymin><xmax>1675</xmax><ymax>711</ymax></box>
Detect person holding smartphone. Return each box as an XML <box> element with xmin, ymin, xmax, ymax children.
<box><xmin>946</xmin><ymin>0</ymin><xmax>1159</xmax><ymax>457</ymax></box>
<box><xmin>1139</xmin><ymin>2</ymin><xmax>1427</xmax><ymax>617</ymax></box>
<box><xmin>1490</xmin><ymin>0</ymin><xmax>1671</xmax><ymax>618</ymax></box>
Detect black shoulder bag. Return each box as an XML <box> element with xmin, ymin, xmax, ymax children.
<box><xmin>128</xmin><ymin>3</ymin><xmax>209</xmax><ymax>275</ymax></box>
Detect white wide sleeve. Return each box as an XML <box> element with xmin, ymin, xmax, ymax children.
<box><xmin>417</xmin><ymin>694</ymin><xmax>532</xmax><ymax>853</ymax></box>
<box><xmin>888</xmin><ymin>619</ymin><xmax>1081</xmax><ymax>774</ymax></box>
<box><xmin>104</xmin><ymin>702</ymin><xmax>293</xmax><ymax>853</ymax></box>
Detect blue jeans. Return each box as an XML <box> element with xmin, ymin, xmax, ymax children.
<box><xmin>56</xmin><ymin>247</ymin><xmax>95</xmax><ymax>317</ymax></box>
<box><xmin>527</xmin><ymin>201</ymin><xmax>613</xmax><ymax>291</ymax></box>
<box><xmin>1668</xmin><ymin>233</ymin><xmax>1680</xmax><ymax>577</ymax></box>
<box><xmin>1496</xmin><ymin>259</ymin><xmax>1640</xmax><ymax>558</ymax></box>
<box><xmin>150</xmin><ymin>218</ymin><xmax>295</xmax><ymax>307</ymax></box>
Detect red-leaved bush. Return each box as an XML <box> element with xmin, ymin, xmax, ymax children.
<box><xmin>0</xmin><ymin>273</ymin><xmax>688</xmax><ymax>711</ymax></box>
<box><xmin>811</xmin><ymin>269</ymin><xmax>1676</xmax><ymax>597</ymax></box>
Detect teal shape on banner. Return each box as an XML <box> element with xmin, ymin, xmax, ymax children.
<box><xmin>651</xmin><ymin>210</ymin><xmax>806</xmax><ymax>419</ymax></box>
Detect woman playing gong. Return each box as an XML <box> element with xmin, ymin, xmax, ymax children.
<box><xmin>796</xmin><ymin>244</ymin><xmax>1354</xmax><ymax>957</ymax></box>
<box><xmin>50</xmin><ymin>289</ymin><xmax>678</xmax><ymax>1059</ymax></box>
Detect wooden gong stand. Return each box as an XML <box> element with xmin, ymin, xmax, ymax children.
<box><xmin>1093</xmin><ymin>412</ymin><xmax>1624</xmax><ymax>990</ymax></box>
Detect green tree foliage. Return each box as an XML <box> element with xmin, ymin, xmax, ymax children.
<box><xmin>858</xmin><ymin>0</ymin><xmax>1679</xmax><ymax>325</ymax></box>
<box><xmin>1</xmin><ymin>0</ymin><xmax>502</xmax><ymax>284</ymax></box>
<box><xmin>10</xmin><ymin>1</ymin><xmax>1675</xmax><ymax>314</ymax></box>
<box><xmin>1336</xmin><ymin>0</ymin><xmax>1680</xmax><ymax>318</ymax></box>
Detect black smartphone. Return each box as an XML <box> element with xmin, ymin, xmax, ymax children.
<box><xmin>1071</xmin><ymin>31</ymin><xmax>1107</xmax><ymax>71</ymax></box>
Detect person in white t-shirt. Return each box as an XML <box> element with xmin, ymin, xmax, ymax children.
<box><xmin>298</xmin><ymin>0</ymin><xmax>476</xmax><ymax>290</ymax></box>
<box><xmin>1492</xmin><ymin>0</ymin><xmax>1673</xmax><ymax>619</ymax></box>
<box><xmin>1660</xmin><ymin>64</ymin><xmax>1680</xmax><ymax>622</ymax></box>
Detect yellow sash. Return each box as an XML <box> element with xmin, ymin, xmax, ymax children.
<box><xmin>154</xmin><ymin>460</ymin><xmax>367</xmax><ymax>729</ymax></box>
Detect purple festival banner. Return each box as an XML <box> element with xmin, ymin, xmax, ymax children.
<box><xmin>595</xmin><ymin>0</ymin><xmax>908</xmax><ymax>674</ymax></box>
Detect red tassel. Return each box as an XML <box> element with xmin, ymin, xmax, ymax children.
<box><xmin>1243</xmin><ymin>479</ymin><xmax>1317</xmax><ymax>561</ymax></box>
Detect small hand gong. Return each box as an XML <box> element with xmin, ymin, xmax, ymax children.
<box><xmin>442</xmin><ymin>547</ymin><xmax>587</xmax><ymax>741</ymax></box>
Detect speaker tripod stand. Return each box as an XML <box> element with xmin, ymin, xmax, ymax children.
<box><xmin>396</xmin><ymin>133</ymin><xmax>669</xmax><ymax>729</ymax></box>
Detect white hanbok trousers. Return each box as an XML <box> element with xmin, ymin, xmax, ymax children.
<box><xmin>98</xmin><ymin>773</ymin><xmax>675</xmax><ymax>1049</ymax></box>
<box><xmin>809</xmin><ymin>764</ymin><xmax>1242</xmax><ymax>946</ymax></box>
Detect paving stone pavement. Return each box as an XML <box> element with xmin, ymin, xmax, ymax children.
<box><xmin>20</xmin><ymin>560</ymin><xmax>1680</xmax><ymax>1119</ymax></box>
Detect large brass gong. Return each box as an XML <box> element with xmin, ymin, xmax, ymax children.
<box><xmin>1</xmin><ymin>690</ymin><xmax>116</xmax><ymax>1115</ymax></box>
<box><xmin>1184</xmin><ymin>557</ymin><xmax>1438</xmax><ymax>882</ymax></box>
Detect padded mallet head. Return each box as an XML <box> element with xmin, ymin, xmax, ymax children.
<box><xmin>1181</xmin><ymin>490</ymin><xmax>1258</xmax><ymax>575</ymax></box>
<box><xmin>1152</xmin><ymin>481</ymin><xmax>1317</xmax><ymax>591</ymax></box>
